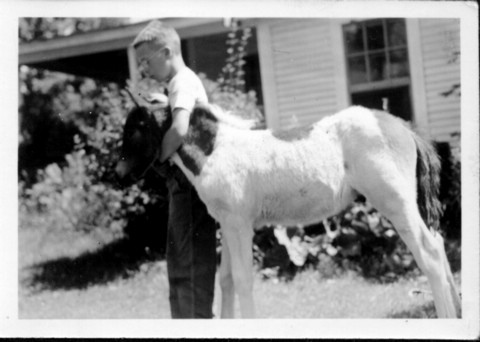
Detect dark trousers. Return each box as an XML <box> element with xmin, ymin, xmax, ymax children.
<box><xmin>165</xmin><ymin>167</ymin><xmax>217</xmax><ymax>319</ymax></box>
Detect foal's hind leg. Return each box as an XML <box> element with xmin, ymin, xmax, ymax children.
<box><xmin>435</xmin><ymin>232</ymin><xmax>462</xmax><ymax>315</ymax></box>
<box><xmin>352</xmin><ymin>165</ymin><xmax>460</xmax><ymax>317</ymax></box>
<box><xmin>388</xmin><ymin>208</ymin><xmax>460</xmax><ymax>318</ymax></box>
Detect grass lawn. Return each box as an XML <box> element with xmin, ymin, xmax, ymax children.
<box><xmin>19</xmin><ymin>224</ymin><xmax>458</xmax><ymax>319</ymax></box>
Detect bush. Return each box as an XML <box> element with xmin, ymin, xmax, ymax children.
<box><xmin>20</xmin><ymin>142</ymin><xmax>169</xmax><ymax>252</ymax></box>
<box><xmin>200</xmin><ymin>73</ymin><xmax>264</xmax><ymax>126</ymax></box>
<box><xmin>21</xmin><ymin>149</ymin><xmax>124</xmax><ymax>234</ymax></box>
<box><xmin>19</xmin><ymin>74</ymin><xmax>169</xmax><ymax>250</ymax></box>
<box><xmin>436</xmin><ymin>139</ymin><xmax>461</xmax><ymax>239</ymax></box>
<box><xmin>255</xmin><ymin>200</ymin><xmax>416</xmax><ymax>282</ymax></box>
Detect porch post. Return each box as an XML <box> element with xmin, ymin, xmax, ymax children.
<box><xmin>127</xmin><ymin>45</ymin><xmax>139</xmax><ymax>88</ymax></box>
<box><xmin>406</xmin><ymin>18</ymin><xmax>430</xmax><ymax>137</ymax></box>
<box><xmin>256</xmin><ymin>21</ymin><xmax>280</xmax><ymax>130</ymax></box>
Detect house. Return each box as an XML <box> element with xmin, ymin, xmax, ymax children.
<box><xmin>19</xmin><ymin>17</ymin><xmax>460</xmax><ymax>145</ymax></box>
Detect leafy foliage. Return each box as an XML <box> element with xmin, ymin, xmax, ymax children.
<box><xmin>19</xmin><ymin>18</ymin><xmax>128</xmax><ymax>43</ymax></box>
<box><xmin>440</xmin><ymin>50</ymin><xmax>460</xmax><ymax>97</ymax></box>
<box><xmin>437</xmin><ymin>138</ymin><xmax>461</xmax><ymax>239</ymax></box>
<box><xmin>217</xmin><ymin>19</ymin><xmax>252</xmax><ymax>94</ymax></box>
<box><xmin>19</xmin><ymin>76</ymin><xmax>163</xmax><ymax>237</ymax></box>
<box><xmin>19</xmin><ymin>66</ymin><xmax>126</xmax><ymax>185</ymax></box>
<box><xmin>255</xmin><ymin>200</ymin><xmax>417</xmax><ymax>282</ymax></box>
<box><xmin>200</xmin><ymin>74</ymin><xmax>264</xmax><ymax>125</ymax></box>
<box><xmin>198</xmin><ymin>19</ymin><xmax>264</xmax><ymax>125</ymax></box>
<box><xmin>21</xmin><ymin>149</ymin><xmax>124</xmax><ymax>235</ymax></box>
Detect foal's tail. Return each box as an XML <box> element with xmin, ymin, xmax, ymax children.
<box><xmin>412</xmin><ymin>132</ymin><xmax>443</xmax><ymax>230</ymax></box>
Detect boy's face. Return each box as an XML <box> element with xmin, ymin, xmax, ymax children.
<box><xmin>135</xmin><ymin>42</ymin><xmax>171</xmax><ymax>83</ymax></box>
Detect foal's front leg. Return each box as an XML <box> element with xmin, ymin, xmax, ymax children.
<box><xmin>219</xmin><ymin>235</ymin><xmax>235</xmax><ymax>318</ymax></box>
<box><xmin>221</xmin><ymin>217</ymin><xmax>255</xmax><ymax>318</ymax></box>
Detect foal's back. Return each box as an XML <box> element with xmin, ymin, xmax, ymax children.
<box><xmin>200</xmin><ymin>109</ymin><xmax>359</xmax><ymax>227</ymax></box>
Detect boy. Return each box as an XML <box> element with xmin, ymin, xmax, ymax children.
<box><xmin>132</xmin><ymin>20</ymin><xmax>217</xmax><ymax>319</ymax></box>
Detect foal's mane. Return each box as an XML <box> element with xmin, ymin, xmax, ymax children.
<box><xmin>206</xmin><ymin>104</ymin><xmax>257</xmax><ymax>130</ymax></box>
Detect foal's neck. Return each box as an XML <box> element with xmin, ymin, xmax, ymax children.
<box><xmin>176</xmin><ymin>106</ymin><xmax>219</xmax><ymax>177</ymax></box>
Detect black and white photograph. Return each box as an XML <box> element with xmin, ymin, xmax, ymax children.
<box><xmin>1</xmin><ymin>0</ymin><xmax>479</xmax><ymax>339</ymax></box>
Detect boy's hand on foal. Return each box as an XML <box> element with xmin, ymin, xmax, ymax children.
<box><xmin>147</xmin><ymin>93</ymin><xmax>169</xmax><ymax>108</ymax></box>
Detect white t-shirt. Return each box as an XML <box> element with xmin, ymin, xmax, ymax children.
<box><xmin>167</xmin><ymin>67</ymin><xmax>208</xmax><ymax>112</ymax></box>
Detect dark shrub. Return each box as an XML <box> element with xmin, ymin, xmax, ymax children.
<box><xmin>435</xmin><ymin>140</ymin><xmax>461</xmax><ymax>239</ymax></box>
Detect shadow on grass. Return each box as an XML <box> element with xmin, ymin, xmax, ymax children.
<box><xmin>22</xmin><ymin>237</ymin><xmax>165</xmax><ymax>292</ymax></box>
<box><xmin>387</xmin><ymin>301</ymin><xmax>436</xmax><ymax>318</ymax></box>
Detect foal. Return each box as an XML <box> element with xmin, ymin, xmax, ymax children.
<box><xmin>116</xmin><ymin>98</ymin><xmax>461</xmax><ymax>318</ymax></box>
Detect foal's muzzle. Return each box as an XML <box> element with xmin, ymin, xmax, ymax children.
<box><xmin>115</xmin><ymin>158</ymin><xmax>138</xmax><ymax>186</ymax></box>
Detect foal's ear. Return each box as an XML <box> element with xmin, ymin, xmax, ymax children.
<box><xmin>124</xmin><ymin>88</ymin><xmax>145</xmax><ymax>108</ymax></box>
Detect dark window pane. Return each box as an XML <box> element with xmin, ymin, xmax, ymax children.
<box><xmin>369</xmin><ymin>52</ymin><xmax>387</xmax><ymax>81</ymax></box>
<box><xmin>348</xmin><ymin>56</ymin><xmax>367</xmax><ymax>84</ymax></box>
<box><xmin>366</xmin><ymin>22</ymin><xmax>385</xmax><ymax>50</ymax></box>
<box><xmin>344</xmin><ymin>24</ymin><xmax>364</xmax><ymax>54</ymax></box>
<box><xmin>387</xmin><ymin>19</ymin><xmax>406</xmax><ymax>47</ymax></box>
<box><xmin>351</xmin><ymin>86</ymin><xmax>412</xmax><ymax>121</ymax></box>
<box><xmin>389</xmin><ymin>49</ymin><xmax>409</xmax><ymax>78</ymax></box>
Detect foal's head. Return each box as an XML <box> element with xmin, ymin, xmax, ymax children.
<box><xmin>115</xmin><ymin>93</ymin><xmax>172</xmax><ymax>184</ymax></box>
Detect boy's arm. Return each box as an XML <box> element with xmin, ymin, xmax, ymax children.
<box><xmin>160</xmin><ymin>107</ymin><xmax>191</xmax><ymax>162</ymax></box>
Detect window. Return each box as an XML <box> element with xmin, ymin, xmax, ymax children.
<box><xmin>343</xmin><ymin>19</ymin><xmax>412</xmax><ymax>120</ymax></box>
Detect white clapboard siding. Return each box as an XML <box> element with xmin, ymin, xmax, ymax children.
<box><xmin>268</xmin><ymin>19</ymin><xmax>337</xmax><ymax>129</ymax></box>
<box><xmin>419</xmin><ymin>19</ymin><xmax>461</xmax><ymax>143</ymax></box>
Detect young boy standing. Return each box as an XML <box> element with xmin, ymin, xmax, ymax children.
<box><xmin>132</xmin><ymin>20</ymin><xmax>217</xmax><ymax>319</ymax></box>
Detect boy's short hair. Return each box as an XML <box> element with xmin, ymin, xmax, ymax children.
<box><xmin>132</xmin><ymin>20</ymin><xmax>181</xmax><ymax>55</ymax></box>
